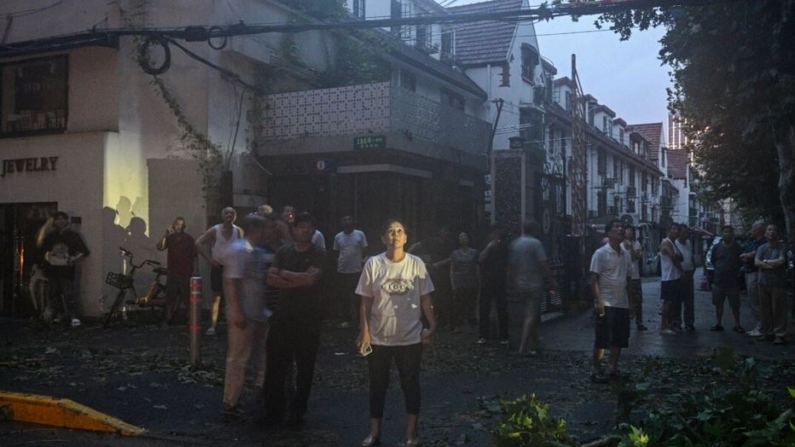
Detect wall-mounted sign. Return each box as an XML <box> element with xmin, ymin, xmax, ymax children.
<box><xmin>315</xmin><ymin>158</ymin><xmax>336</xmax><ymax>173</ymax></box>
<box><xmin>2</xmin><ymin>156</ymin><xmax>58</xmax><ymax>178</ymax></box>
<box><xmin>354</xmin><ymin>135</ymin><xmax>386</xmax><ymax>150</ymax></box>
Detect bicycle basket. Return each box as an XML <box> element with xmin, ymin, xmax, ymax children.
<box><xmin>105</xmin><ymin>272</ymin><xmax>133</xmax><ymax>290</ymax></box>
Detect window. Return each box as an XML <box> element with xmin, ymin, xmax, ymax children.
<box><xmin>2</xmin><ymin>56</ymin><xmax>68</xmax><ymax>137</ymax></box>
<box><xmin>415</xmin><ymin>25</ymin><xmax>430</xmax><ymax>51</ymax></box>
<box><xmin>588</xmin><ymin>106</ymin><xmax>595</xmax><ymax>126</ymax></box>
<box><xmin>391</xmin><ymin>0</ymin><xmax>402</xmax><ymax>36</ymax></box>
<box><xmin>561</xmin><ymin>132</ymin><xmax>567</xmax><ymax>155</ymax></box>
<box><xmin>597</xmin><ymin>149</ymin><xmax>606</xmax><ymax>176</ymax></box>
<box><xmin>441</xmin><ymin>90</ymin><xmax>464</xmax><ymax>111</ymax></box>
<box><xmin>441</xmin><ymin>26</ymin><xmax>454</xmax><ymax>60</ymax></box>
<box><xmin>629</xmin><ymin>165</ymin><xmax>635</xmax><ymax>186</ymax></box>
<box><xmin>564</xmin><ymin>91</ymin><xmax>572</xmax><ymax>112</ymax></box>
<box><xmin>499</xmin><ymin>63</ymin><xmax>510</xmax><ymax>87</ymax></box>
<box><xmin>597</xmin><ymin>191</ymin><xmax>607</xmax><ymax>216</ymax></box>
<box><xmin>353</xmin><ymin>0</ymin><xmax>365</xmax><ymax>19</ymax></box>
<box><xmin>400</xmin><ymin>70</ymin><xmax>416</xmax><ymax>93</ymax></box>
<box><xmin>548</xmin><ymin>127</ymin><xmax>555</xmax><ymax>154</ymax></box>
<box><xmin>520</xmin><ymin>108</ymin><xmax>543</xmax><ymax>151</ymax></box>
<box><xmin>613</xmin><ymin>157</ymin><xmax>620</xmax><ymax>181</ymax></box>
<box><xmin>521</xmin><ymin>43</ymin><xmax>538</xmax><ymax>83</ymax></box>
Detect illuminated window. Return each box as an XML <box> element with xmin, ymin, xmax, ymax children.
<box><xmin>1</xmin><ymin>56</ymin><xmax>68</xmax><ymax>137</ymax></box>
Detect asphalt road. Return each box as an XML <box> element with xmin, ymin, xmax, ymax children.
<box><xmin>1</xmin><ymin>271</ymin><xmax>793</xmax><ymax>447</ymax></box>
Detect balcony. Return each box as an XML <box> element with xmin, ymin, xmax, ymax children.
<box><xmin>251</xmin><ymin>82</ymin><xmax>490</xmax><ymax>156</ymax></box>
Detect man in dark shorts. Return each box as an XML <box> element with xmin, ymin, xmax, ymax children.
<box><xmin>710</xmin><ymin>226</ymin><xmax>743</xmax><ymax>332</ymax></box>
<box><xmin>589</xmin><ymin>219</ymin><xmax>632</xmax><ymax>383</ymax></box>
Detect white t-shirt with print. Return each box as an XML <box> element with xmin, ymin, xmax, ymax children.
<box><xmin>356</xmin><ymin>253</ymin><xmax>435</xmax><ymax>346</ymax></box>
<box><xmin>589</xmin><ymin>243</ymin><xmax>630</xmax><ymax>308</ymax></box>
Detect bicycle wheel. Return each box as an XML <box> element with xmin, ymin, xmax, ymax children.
<box><xmin>104</xmin><ymin>290</ymin><xmax>126</xmax><ymax>327</ymax></box>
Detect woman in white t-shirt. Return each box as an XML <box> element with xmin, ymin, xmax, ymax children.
<box><xmin>355</xmin><ymin>219</ymin><xmax>437</xmax><ymax>447</ymax></box>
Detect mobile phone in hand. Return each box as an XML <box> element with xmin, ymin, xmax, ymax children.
<box><xmin>360</xmin><ymin>343</ymin><xmax>373</xmax><ymax>357</ymax></box>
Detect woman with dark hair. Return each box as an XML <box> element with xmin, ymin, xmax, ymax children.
<box><xmin>356</xmin><ymin>219</ymin><xmax>437</xmax><ymax>447</ymax></box>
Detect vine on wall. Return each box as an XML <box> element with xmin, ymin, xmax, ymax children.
<box><xmin>149</xmin><ymin>76</ymin><xmax>224</xmax><ymax>214</ymax></box>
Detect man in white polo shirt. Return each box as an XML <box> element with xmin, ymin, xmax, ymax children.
<box><xmin>589</xmin><ymin>219</ymin><xmax>632</xmax><ymax>383</ymax></box>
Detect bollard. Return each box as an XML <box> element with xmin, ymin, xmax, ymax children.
<box><xmin>189</xmin><ymin>276</ymin><xmax>202</xmax><ymax>367</ymax></box>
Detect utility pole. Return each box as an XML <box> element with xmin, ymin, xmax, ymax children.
<box><xmin>570</xmin><ymin>54</ymin><xmax>588</xmax><ymax>300</ymax></box>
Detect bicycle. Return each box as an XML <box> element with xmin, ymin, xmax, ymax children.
<box><xmin>103</xmin><ymin>247</ymin><xmax>168</xmax><ymax>327</ymax></box>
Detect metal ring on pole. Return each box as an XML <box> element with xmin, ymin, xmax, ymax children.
<box><xmin>137</xmin><ymin>35</ymin><xmax>171</xmax><ymax>75</ymax></box>
<box><xmin>207</xmin><ymin>26</ymin><xmax>227</xmax><ymax>50</ymax></box>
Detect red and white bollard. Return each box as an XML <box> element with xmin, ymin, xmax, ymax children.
<box><xmin>190</xmin><ymin>276</ymin><xmax>202</xmax><ymax>367</ymax></box>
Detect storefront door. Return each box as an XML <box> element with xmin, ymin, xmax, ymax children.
<box><xmin>0</xmin><ymin>202</ymin><xmax>57</xmax><ymax>317</ymax></box>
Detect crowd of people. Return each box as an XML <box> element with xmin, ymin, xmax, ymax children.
<box><xmin>31</xmin><ymin>205</ymin><xmax>791</xmax><ymax>444</ymax></box>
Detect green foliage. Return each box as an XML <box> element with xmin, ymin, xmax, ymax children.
<box><xmin>316</xmin><ymin>32</ymin><xmax>392</xmax><ymax>88</ymax></box>
<box><xmin>492</xmin><ymin>393</ymin><xmax>576</xmax><ymax>447</ymax></box>
<box><xmin>617</xmin><ymin>387</ymin><xmax>795</xmax><ymax>447</ymax></box>
<box><xmin>595</xmin><ymin>1</ymin><xmax>795</xmax><ymax>235</ymax></box>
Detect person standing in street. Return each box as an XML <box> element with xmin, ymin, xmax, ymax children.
<box><xmin>710</xmin><ymin>226</ymin><xmax>744</xmax><ymax>333</ymax></box>
<box><xmin>740</xmin><ymin>220</ymin><xmax>767</xmax><ymax>337</ymax></box>
<box><xmin>754</xmin><ymin>224</ymin><xmax>788</xmax><ymax>345</ymax></box>
<box><xmin>409</xmin><ymin>227</ymin><xmax>456</xmax><ymax>329</ymax></box>
<box><xmin>659</xmin><ymin>223</ymin><xmax>682</xmax><ymax>335</ymax></box>
<box><xmin>263</xmin><ymin>212</ymin><xmax>327</xmax><ymax>428</ymax></box>
<box><xmin>477</xmin><ymin>225</ymin><xmax>510</xmax><ymax>344</ymax></box>
<box><xmin>39</xmin><ymin>211</ymin><xmax>90</xmax><ymax>327</ymax></box>
<box><xmin>333</xmin><ymin>215</ymin><xmax>368</xmax><ymax>328</ymax></box>
<box><xmin>509</xmin><ymin>220</ymin><xmax>558</xmax><ymax>356</ymax></box>
<box><xmin>448</xmin><ymin>232</ymin><xmax>479</xmax><ymax>332</ymax></box>
<box><xmin>195</xmin><ymin>207</ymin><xmax>243</xmax><ymax>336</ymax></box>
<box><xmin>355</xmin><ymin>219</ymin><xmax>436</xmax><ymax>447</ymax></box>
<box><xmin>156</xmin><ymin>217</ymin><xmax>196</xmax><ymax>324</ymax></box>
<box><xmin>622</xmin><ymin>226</ymin><xmax>647</xmax><ymax>331</ymax></box>
<box><xmin>589</xmin><ymin>219</ymin><xmax>631</xmax><ymax>383</ymax></box>
<box><xmin>674</xmin><ymin>224</ymin><xmax>696</xmax><ymax>331</ymax></box>
<box><xmin>220</xmin><ymin>215</ymin><xmax>273</xmax><ymax>420</ymax></box>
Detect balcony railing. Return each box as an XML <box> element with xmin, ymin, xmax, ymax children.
<box><xmin>252</xmin><ymin>82</ymin><xmax>490</xmax><ymax>155</ymax></box>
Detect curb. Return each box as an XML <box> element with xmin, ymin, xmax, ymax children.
<box><xmin>0</xmin><ymin>391</ymin><xmax>145</xmax><ymax>436</ymax></box>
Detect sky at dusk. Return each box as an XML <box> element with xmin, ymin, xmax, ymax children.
<box><xmin>440</xmin><ymin>0</ymin><xmax>672</xmax><ymax>127</ymax></box>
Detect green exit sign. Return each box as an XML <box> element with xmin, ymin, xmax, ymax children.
<box><xmin>354</xmin><ymin>135</ymin><xmax>386</xmax><ymax>150</ymax></box>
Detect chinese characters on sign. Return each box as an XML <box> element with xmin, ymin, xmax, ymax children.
<box><xmin>353</xmin><ymin>135</ymin><xmax>386</xmax><ymax>150</ymax></box>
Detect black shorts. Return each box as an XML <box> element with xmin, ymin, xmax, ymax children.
<box><xmin>594</xmin><ymin>307</ymin><xmax>630</xmax><ymax>349</ymax></box>
<box><xmin>210</xmin><ymin>266</ymin><xmax>224</xmax><ymax>294</ymax></box>
<box><xmin>661</xmin><ymin>279</ymin><xmax>681</xmax><ymax>301</ymax></box>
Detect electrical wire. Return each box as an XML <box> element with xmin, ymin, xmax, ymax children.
<box><xmin>0</xmin><ymin>0</ymin><xmax>68</xmax><ymax>19</ymax></box>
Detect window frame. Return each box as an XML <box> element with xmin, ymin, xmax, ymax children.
<box><xmin>1</xmin><ymin>54</ymin><xmax>69</xmax><ymax>138</ymax></box>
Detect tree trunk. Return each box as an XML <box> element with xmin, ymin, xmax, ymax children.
<box><xmin>774</xmin><ymin>121</ymin><xmax>795</xmax><ymax>245</ymax></box>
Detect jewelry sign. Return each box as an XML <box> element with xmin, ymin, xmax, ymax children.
<box><xmin>1</xmin><ymin>157</ymin><xmax>59</xmax><ymax>178</ymax></box>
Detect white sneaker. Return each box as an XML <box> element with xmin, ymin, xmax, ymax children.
<box><xmin>746</xmin><ymin>329</ymin><xmax>762</xmax><ymax>337</ymax></box>
<box><xmin>71</xmin><ymin>318</ymin><xmax>82</xmax><ymax>327</ymax></box>
<box><xmin>206</xmin><ymin>327</ymin><xmax>216</xmax><ymax>336</ymax></box>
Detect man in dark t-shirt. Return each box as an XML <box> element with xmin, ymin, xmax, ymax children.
<box><xmin>263</xmin><ymin>212</ymin><xmax>326</xmax><ymax>428</ymax></box>
<box><xmin>41</xmin><ymin>211</ymin><xmax>90</xmax><ymax>326</ymax></box>
<box><xmin>477</xmin><ymin>225</ymin><xmax>510</xmax><ymax>343</ymax></box>
<box><xmin>409</xmin><ymin>227</ymin><xmax>456</xmax><ymax>328</ymax></box>
<box><xmin>156</xmin><ymin>217</ymin><xmax>196</xmax><ymax>323</ymax></box>
<box><xmin>710</xmin><ymin>226</ymin><xmax>743</xmax><ymax>332</ymax></box>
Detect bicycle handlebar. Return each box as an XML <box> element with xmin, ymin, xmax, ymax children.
<box><xmin>118</xmin><ymin>247</ymin><xmax>161</xmax><ymax>271</ymax></box>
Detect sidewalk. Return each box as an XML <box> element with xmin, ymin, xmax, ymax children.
<box><xmin>1</xmin><ymin>271</ymin><xmax>792</xmax><ymax>446</ymax></box>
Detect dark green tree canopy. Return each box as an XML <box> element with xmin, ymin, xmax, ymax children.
<box><xmin>596</xmin><ymin>0</ymin><xmax>795</xmax><ymax>238</ymax></box>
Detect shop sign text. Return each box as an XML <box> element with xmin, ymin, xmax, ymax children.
<box><xmin>1</xmin><ymin>157</ymin><xmax>59</xmax><ymax>178</ymax></box>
